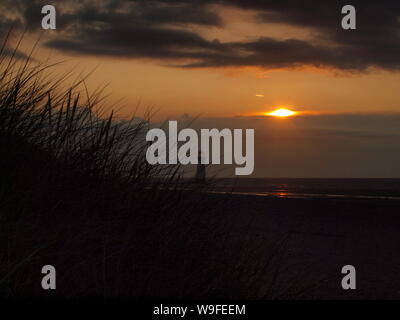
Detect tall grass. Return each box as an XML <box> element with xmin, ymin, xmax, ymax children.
<box><xmin>0</xmin><ymin>37</ymin><xmax>320</xmax><ymax>300</ymax></box>
<box><xmin>0</xmin><ymin>37</ymin><xmax>212</xmax><ymax>297</ymax></box>
<box><xmin>1</xmin><ymin>49</ymin><xmax>181</xmax><ymax>190</ymax></box>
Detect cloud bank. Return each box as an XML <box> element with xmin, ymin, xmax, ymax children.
<box><xmin>2</xmin><ymin>0</ymin><xmax>400</xmax><ymax>72</ymax></box>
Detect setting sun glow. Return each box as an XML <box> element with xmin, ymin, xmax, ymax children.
<box><xmin>267</xmin><ymin>108</ymin><xmax>297</xmax><ymax>117</ymax></box>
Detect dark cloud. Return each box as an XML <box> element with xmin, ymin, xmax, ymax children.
<box><xmin>249</xmin><ymin>0</ymin><xmax>400</xmax><ymax>71</ymax></box>
<box><xmin>45</xmin><ymin>23</ymin><xmax>226</xmax><ymax>59</ymax></box>
<box><xmin>3</xmin><ymin>0</ymin><xmax>400</xmax><ymax>72</ymax></box>
<box><xmin>183</xmin><ymin>37</ymin><xmax>368</xmax><ymax>70</ymax></box>
<box><xmin>134</xmin><ymin>1</ymin><xmax>222</xmax><ymax>26</ymax></box>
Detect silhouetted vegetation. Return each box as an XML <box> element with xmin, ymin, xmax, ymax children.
<box><xmin>0</xmin><ymin>37</ymin><xmax>322</xmax><ymax>299</ymax></box>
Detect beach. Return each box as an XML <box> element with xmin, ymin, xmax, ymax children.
<box><xmin>208</xmin><ymin>192</ymin><xmax>400</xmax><ymax>299</ymax></box>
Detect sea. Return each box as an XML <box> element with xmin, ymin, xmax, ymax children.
<box><xmin>212</xmin><ymin>178</ymin><xmax>400</xmax><ymax>200</ymax></box>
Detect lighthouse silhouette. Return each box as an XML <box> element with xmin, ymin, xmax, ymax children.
<box><xmin>195</xmin><ymin>150</ymin><xmax>206</xmax><ymax>183</ymax></box>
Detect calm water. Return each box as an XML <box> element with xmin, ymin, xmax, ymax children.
<box><xmin>213</xmin><ymin>178</ymin><xmax>400</xmax><ymax>200</ymax></box>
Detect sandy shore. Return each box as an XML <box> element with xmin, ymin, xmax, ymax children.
<box><xmin>4</xmin><ymin>190</ymin><xmax>400</xmax><ymax>299</ymax></box>
<box><xmin>216</xmin><ymin>193</ymin><xmax>400</xmax><ymax>299</ymax></box>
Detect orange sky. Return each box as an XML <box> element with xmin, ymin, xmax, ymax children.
<box><xmin>6</xmin><ymin>0</ymin><xmax>400</xmax><ymax>177</ymax></box>
<box><xmin>48</xmin><ymin>56</ymin><xmax>400</xmax><ymax>120</ymax></box>
<box><xmin>20</xmin><ymin>5</ymin><xmax>400</xmax><ymax>121</ymax></box>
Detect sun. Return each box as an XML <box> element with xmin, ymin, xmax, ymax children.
<box><xmin>266</xmin><ymin>108</ymin><xmax>297</xmax><ymax>117</ymax></box>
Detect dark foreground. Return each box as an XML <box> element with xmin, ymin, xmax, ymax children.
<box><xmin>2</xmin><ymin>191</ymin><xmax>400</xmax><ymax>300</ymax></box>
<box><xmin>215</xmin><ymin>194</ymin><xmax>400</xmax><ymax>299</ymax></box>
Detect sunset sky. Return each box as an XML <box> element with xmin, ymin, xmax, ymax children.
<box><xmin>2</xmin><ymin>0</ymin><xmax>400</xmax><ymax>177</ymax></box>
